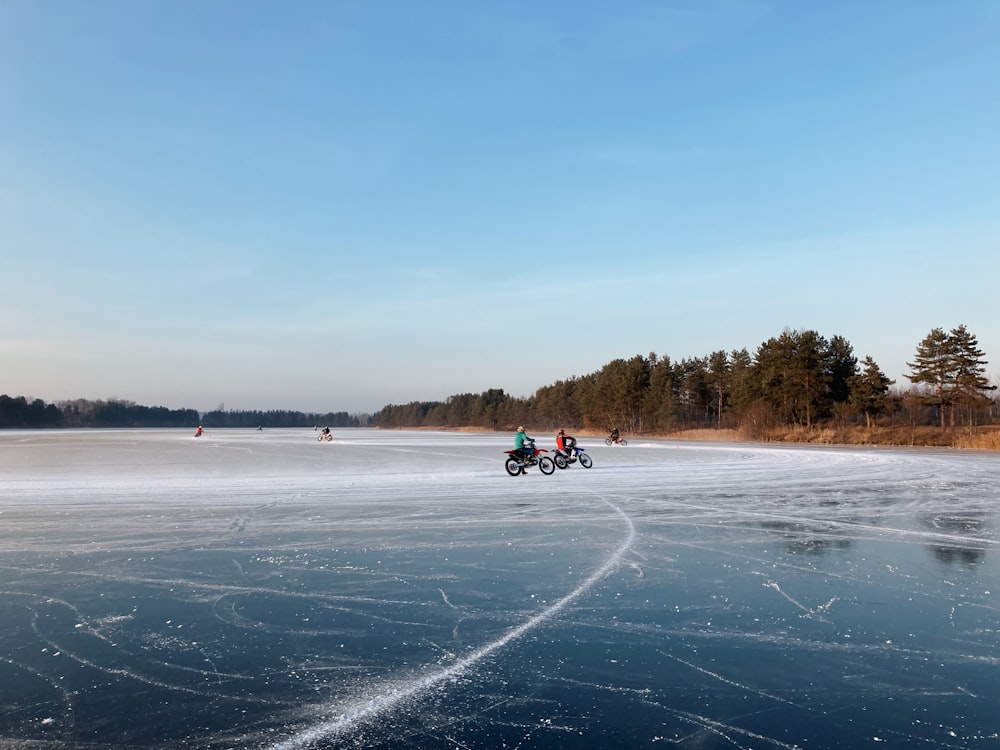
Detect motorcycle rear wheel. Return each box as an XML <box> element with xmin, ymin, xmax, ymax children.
<box><xmin>505</xmin><ymin>457</ymin><xmax>523</xmax><ymax>476</ymax></box>
<box><xmin>553</xmin><ymin>453</ymin><xmax>568</xmax><ymax>470</ymax></box>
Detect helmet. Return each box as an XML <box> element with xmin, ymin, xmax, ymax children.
<box><xmin>558</xmin><ymin>429</ymin><xmax>565</xmax><ymax>434</ymax></box>
<box><xmin>517</xmin><ymin>426</ymin><xmax>524</xmax><ymax>432</ymax></box>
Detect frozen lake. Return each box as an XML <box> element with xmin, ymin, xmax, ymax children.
<box><xmin>0</xmin><ymin>428</ymin><xmax>997</xmax><ymax>749</ymax></box>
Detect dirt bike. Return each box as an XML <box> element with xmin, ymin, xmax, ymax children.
<box><xmin>504</xmin><ymin>440</ymin><xmax>555</xmax><ymax>476</ymax></box>
<box><xmin>554</xmin><ymin>445</ymin><xmax>593</xmax><ymax>469</ymax></box>
<box><xmin>317</xmin><ymin>432</ymin><xmax>332</xmax><ymax>441</ymax></box>
<box><xmin>604</xmin><ymin>435</ymin><xmax>628</xmax><ymax>446</ymax></box>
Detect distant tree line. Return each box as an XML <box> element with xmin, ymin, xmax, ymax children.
<box><xmin>374</xmin><ymin>325</ymin><xmax>998</xmax><ymax>436</ymax></box>
<box><xmin>198</xmin><ymin>409</ymin><xmax>367</xmax><ymax>428</ymax></box>
<box><xmin>376</xmin><ymin>389</ymin><xmax>511</xmax><ymax>430</ymax></box>
<box><xmin>4</xmin><ymin>325</ymin><xmax>995</xmax><ymax>436</ymax></box>
<box><xmin>0</xmin><ymin>398</ymin><xmax>370</xmax><ymax>429</ymax></box>
<box><xmin>0</xmin><ymin>395</ymin><xmax>63</xmax><ymax>428</ymax></box>
<box><xmin>43</xmin><ymin>399</ymin><xmax>198</xmax><ymax>428</ymax></box>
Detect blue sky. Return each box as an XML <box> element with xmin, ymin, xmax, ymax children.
<box><xmin>2</xmin><ymin>1</ymin><xmax>998</xmax><ymax>414</ymax></box>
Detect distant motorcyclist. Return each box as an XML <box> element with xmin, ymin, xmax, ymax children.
<box><xmin>609</xmin><ymin>426</ymin><xmax>620</xmax><ymax>443</ymax></box>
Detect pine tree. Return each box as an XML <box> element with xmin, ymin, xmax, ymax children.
<box><xmin>906</xmin><ymin>328</ymin><xmax>955</xmax><ymax>427</ymax></box>
<box><xmin>827</xmin><ymin>335</ymin><xmax>859</xmax><ymax>406</ymax></box>
<box><xmin>706</xmin><ymin>350</ymin><xmax>730</xmax><ymax>429</ymax></box>
<box><xmin>906</xmin><ymin>325</ymin><xmax>993</xmax><ymax>427</ymax></box>
<box><xmin>753</xmin><ymin>329</ymin><xmax>834</xmax><ymax>427</ymax></box>
<box><xmin>848</xmin><ymin>356</ymin><xmax>894</xmax><ymax>428</ymax></box>
<box><xmin>948</xmin><ymin>324</ymin><xmax>995</xmax><ymax>425</ymax></box>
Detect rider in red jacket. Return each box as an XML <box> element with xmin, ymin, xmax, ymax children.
<box><xmin>556</xmin><ymin>429</ymin><xmax>577</xmax><ymax>459</ymax></box>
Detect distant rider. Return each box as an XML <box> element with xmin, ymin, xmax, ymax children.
<box><xmin>609</xmin><ymin>426</ymin><xmax>620</xmax><ymax>443</ymax></box>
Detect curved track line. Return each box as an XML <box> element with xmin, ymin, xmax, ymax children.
<box><xmin>267</xmin><ymin>496</ymin><xmax>635</xmax><ymax>750</ymax></box>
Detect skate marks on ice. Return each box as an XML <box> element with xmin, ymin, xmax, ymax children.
<box><xmin>0</xmin><ymin>496</ymin><xmax>639</xmax><ymax>748</ymax></box>
<box><xmin>597</xmin><ymin>447</ymin><xmax>999</xmax><ymax>749</ymax></box>
<box><xmin>0</xmin><ymin>430</ymin><xmax>998</xmax><ymax>748</ymax></box>
<box><xmin>266</xmin><ymin>497</ymin><xmax>636</xmax><ymax>750</ymax></box>
<box><xmin>248</xmin><ymin>441</ymin><xmax>997</xmax><ymax>749</ymax></box>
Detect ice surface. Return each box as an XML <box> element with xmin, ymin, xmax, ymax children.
<box><xmin>0</xmin><ymin>429</ymin><xmax>997</xmax><ymax>749</ymax></box>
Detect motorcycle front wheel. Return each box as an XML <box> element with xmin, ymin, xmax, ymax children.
<box><xmin>538</xmin><ymin>456</ymin><xmax>555</xmax><ymax>475</ymax></box>
<box><xmin>505</xmin><ymin>458</ymin><xmax>523</xmax><ymax>476</ymax></box>
<box><xmin>579</xmin><ymin>453</ymin><xmax>593</xmax><ymax>468</ymax></box>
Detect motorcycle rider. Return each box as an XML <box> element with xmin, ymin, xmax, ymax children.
<box><xmin>609</xmin><ymin>426</ymin><xmax>620</xmax><ymax>443</ymax></box>
<box><xmin>556</xmin><ymin>428</ymin><xmax>577</xmax><ymax>461</ymax></box>
<box><xmin>514</xmin><ymin>426</ymin><xmax>534</xmax><ymax>463</ymax></box>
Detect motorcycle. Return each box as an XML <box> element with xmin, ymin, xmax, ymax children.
<box><xmin>604</xmin><ymin>435</ymin><xmax>628</xmax><ymax>446</ymax></box>
<box><xmin>554</xmin><ymin>445</ymin><xmax>593</xmax><ymax>469</ymax></box>
<box><xmin>504</xmin><ymin>440</ymin><xmax>555</xmax><ymax>476</ymax></box>
<box><xmin>317</xmin><ymin>432</ymin><xmax>332</xmax><ymax>441</ymax></box>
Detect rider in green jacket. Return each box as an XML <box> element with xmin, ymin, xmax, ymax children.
<box><xmin>514</xmin><ymin>426</ymin><xmax>534</xmax><ymax>462</ymax></box>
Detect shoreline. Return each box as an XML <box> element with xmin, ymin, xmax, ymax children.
<box><xmin>401</xmin><ymin>424</ymin><xmax>1000</xmax><ymax>451</ymax></box>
